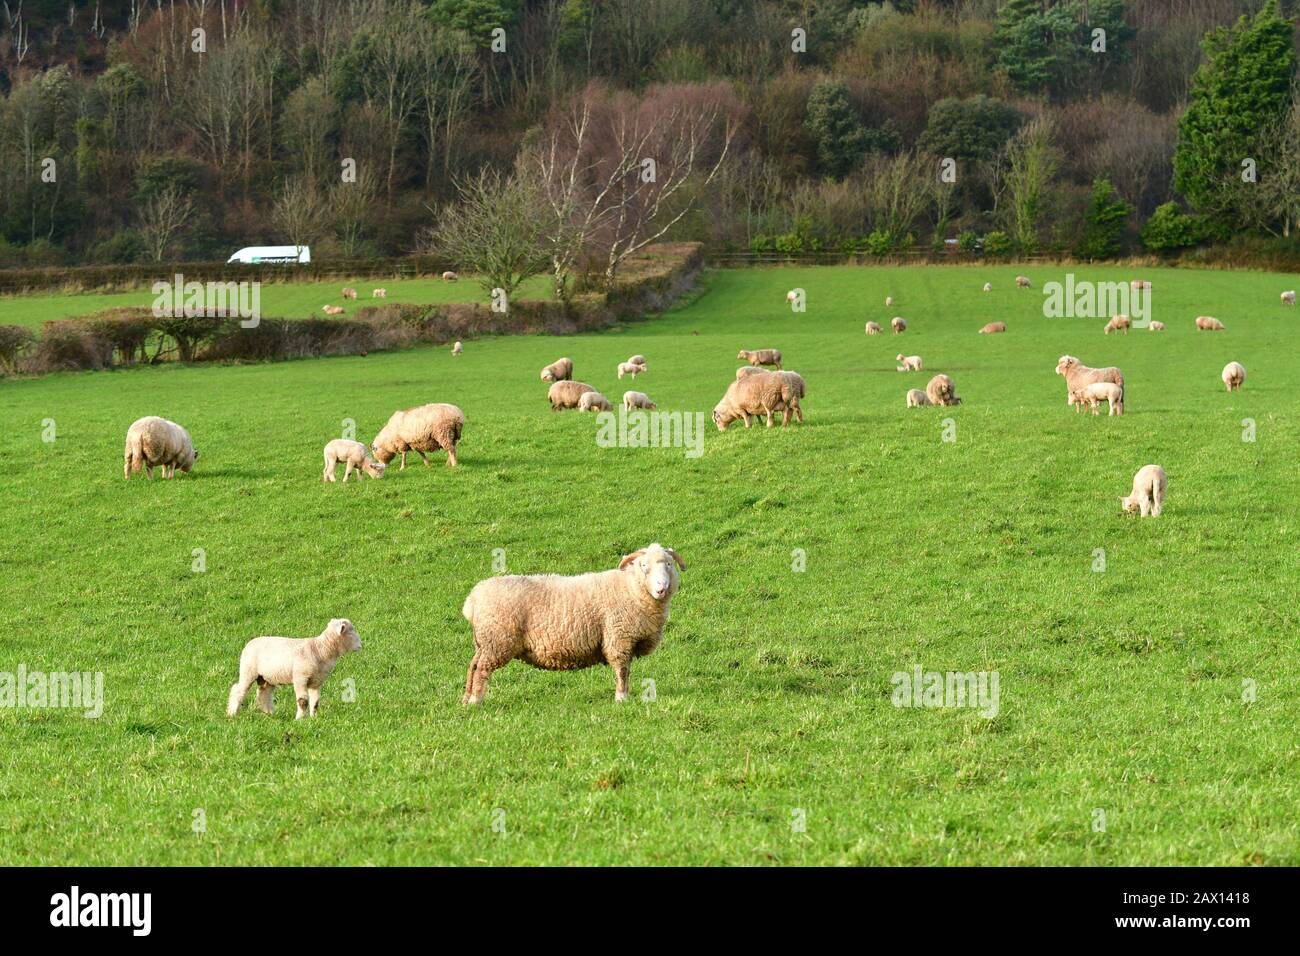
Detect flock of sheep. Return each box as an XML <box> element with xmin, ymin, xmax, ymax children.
<box><xmin>120</xmin><ymin>272</ymin><xmax>1293</xmax><ymax>714</ymax></box>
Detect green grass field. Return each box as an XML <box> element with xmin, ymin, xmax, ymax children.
<box><xmin>2</xmin><ymin>263</ymin><xmax>1299</xmax><ymax>865</ymax></box>
<box><xmin>0</xmin><ymin>274</ymin><xmax>554</xmax><ymax>328</ymax></box>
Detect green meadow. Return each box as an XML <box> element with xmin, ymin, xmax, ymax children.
<box><xmin>2</xmin><ymin>263</ymin><xmax>1298</xmax><ymax>865</ymax></box>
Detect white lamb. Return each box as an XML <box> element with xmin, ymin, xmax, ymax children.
<box><xmin>578</xmin><ymin>390</ymin><xmax>613</xmax><ymax>412</ymax></box>
<box><xmin>982</xmin><ymin>282</ymin><xmax>992</xmax><ymax>292</ymax></box>
<box><xmin>322</xmin><ymin>439</ymin><xmax>386</xmax><ymax>482</ymax></box>
<box><xmin>623</xmin><ymin>391</ymin><xmax>657</xmax><ymax>410</ymax></box>
<box><xmin>1120</xmin><ymin>465</ymin><xmax>1167</xmax><ymax>517</ymax></box>
<box><xmin>1282</xmin><ymin>291</ymin><xmax>1296</xmax><ymax>305</ymax></box>
<box><xmin>896</xmin><ymin>354</ymin><xmax>923</xmax><ymax>372</ymax></box>
<box><xmin>617</xmin><ymin>361</ymin><xmax>646</xmax><ymax>380</ymax></box>
<box><xmin>227</xmin><ymin>619</ymin><xmax>362</xmax><ymax>719</ymax></box>
<box><xmin>1071</xmin><ymin>382</ymin><xmax>1124</xmax><ymax>416</ymax></box>
<box><xmin>1221</xmin><ymin>361</ymin><xmax>1246</xmax><ymax>392</ymax></box>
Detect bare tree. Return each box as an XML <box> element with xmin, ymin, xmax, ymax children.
<box><xmin>1004</xmin><ymin>118</ymin><xmax>1059</xmax><ymax>253</ymax></box>
<box><xmin>426</xmin><ymin>169</ymin><xmax>550</xmax><ymax>299</ymax></box>
<box><xmin>271</xmin><ymin>177</ymin><xmax>327</xmax><ymax>253</ymax></box>
<box><xmin>330</xmin><ymin>166</ymin><xmax>378</xmax><ymax>257</ymax></box>
<box><xmin>864</xmin><ymin>151</ymin><xmax>934</xmax><ymax>246</ymax></box>
<box><xmin>138</xmin><ymin>185</ymin><xmax>195</xmax><ymax>262</ymax></box>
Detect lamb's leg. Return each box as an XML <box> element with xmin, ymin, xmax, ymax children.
<box><xmin>294</xmin><ymin>678</ymin><xmax>309</xmax><ymax>719</ymax></box>
<box><xmin>610</xmin><ymin>656</ymin><xmax>631</xmax><ymax>703</ymax></box>
<box><xmin>307</xmin><ymin>687</ymin><xmax>321</xmax><ymax>717</ymax></box>
<box><xmin>462</xmin><ymin>650</ymin><xmax>481</xmax><ymax>705</ymax></box>
<box><xmin>255</xmin><ymin>679</ymin><xmax>274</xmax><ymax>715</ymax></box>
<box><xmin>1139</xmin><ymin>496</ymin><xmax>1151</xmax><ymax>517</ymax></box>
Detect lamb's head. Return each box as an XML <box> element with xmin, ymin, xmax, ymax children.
<box><xmin>325</xmin><ymin>618</ymin><xmax>362</xmax><ymax>652</ymax></box>
<box><xmin>1055</xmin><ymin>355</ymin><xmax>1078</xmax><ymax>376</ymax></box>
<box><xmin>618</xmin><ymin>544</ymin><xmax>685</xmax><ymax>602</ymax></box>
<box><xmin>1119</xmin><ymin>494</ymin><xmax>1139</xmax><ymax>514</ymax></box>
<box><xmin>363</xmin><ymin>455</ymin><xmax>387</xmax><ymax>479</ymax></box>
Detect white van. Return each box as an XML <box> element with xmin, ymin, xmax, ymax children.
<box><xmin>226</xmin><ymin>245</ymin><xmax>311</xmax><ymax>264</ymax></box>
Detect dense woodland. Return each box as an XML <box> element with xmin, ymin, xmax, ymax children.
<box><xmin>0</xmin><ymin>0</ymin><xmax>1298</xmax><ymax>277</ymax></box>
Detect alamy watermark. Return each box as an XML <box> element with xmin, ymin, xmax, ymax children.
<box><xmin>891</xmin><ymin>664</ymin><xmax>999</xmax><ymax>718</ymax></box>
<box><xmin>1</xmin><ymin>665</ymin><xmax>103</xmax><ymax>718</ymax></box>
<box><xmin>1042</xmin><ymin>274</ymin><xmax>1150</xmax><ymax>327</ymax></box>
<box><xmin>152</xmin><ymin>273</ymin><xmax>261</xmax><ymax>328</ymax></box>
<box><xmin>595</xmin><ymin>408</ymin><xmax>705</xmax><ymax>459</ymax></box>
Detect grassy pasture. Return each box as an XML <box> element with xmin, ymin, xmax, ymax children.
<box><xmin>1</xmin><ymin>262</ymin><xmax>1298</xmax><ymax>865</ymax></box>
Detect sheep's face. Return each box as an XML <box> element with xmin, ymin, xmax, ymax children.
<box><xmin>712</xmin><ymin>405</ymin><xmax>733</xmax><ymax>431</ymax></box>
<box><xmin>1119</xmin><ymin>495</ymin><xmax>1139</xmax><ymax>514</ymax></box>
<box><xmin>620</xmin><ymin>545</ymin><xmax>685</xmax><ymax>602</ymax></box>
<box><xmin>329</xmin><ymin>618</ymin><xmax>362</xmax><ymax>651</ymax></box>
<box><xmin>180</xmin><ymin>447</ymin><xmax>198</xmax><ymax>472</ymax></box>
<box><xmin>736</xmin><ymin>350</ymin><xmax>748</xmax><ymax>360</ymax></box>
<box><xmin>541</xmin><ymin>369</ymin><xmax>555</xmax><ymax>382</ymax></box>
<box><xmin>364</xmin><ymin>458</ymin><xmax>387</xmax><ymax>479</ymax></box>
<box><xmin>370</xmin><ymin>439</ymin><xmax>396</xmax><ymax>464</ymax></box>
<box><xmin>1055</xmin><ymin>356</ymin><xmax>1077</xmax><ymax>376</ymax></box>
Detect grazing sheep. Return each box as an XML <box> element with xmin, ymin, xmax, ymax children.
<box><xmin>342</xmin><ymin>287</ymin><xmax>358</xmax><ymax>300</ymax></box>
<box><xmin>891</xmin><ymin>317</ymin><xmax>907</xmax><ymax>334</ymax></box>
<box><xmin>321</xmin><ymin>305</ymin><xmax>345</xmax><ymax>315</ymax></box>
<box><xmin>737</xmin><ymin>348</ymin><xmax>782</xmax><ymax>369</ymax></box>
<box><xmin>617</xmin><ymin>361</ymin><xmax>646</xmax><ymax>380</ymax></box>
<box><xmin>371</xmin><ymin>403</ymin><xmax>464</xmax><ymax>468</ymax></box>
<box><xmin>452</xmin><ymin>341</ymin><xmax>463</xmax><ymax>356</ymax></box>
<box><xmin>786</xmin><ymin>290</ymin><xmax>797</xmax><ymax>303</ymax></box>
<box><xmin>123</xmin><ymin>416</ymin><xmax>197</xmax><ymax>480</ymax></box>
<box><xmin>865</xmin><ymin>321</ymin><xmax>883</xmax><ymax>335</ymax></box>
<box><xmin>1283</xmin><ymin>290</ymin><xmax>1296</xmax><ymax>305</ymax></box>
<box><xmin>1130</xmin><ymin>279</ymin><xmax>1152</xmax><ymax>291</ymax></box>
<box><xmin>979</xmin><ymin>321</ymin><xmax>1006</xmax><ymax>334</ymax></box>
<box><xmin>1103</xmin><ymin>314</ymin><xmax>1131</xmax><ymax>335</ymax></box>
<box><xmin>925</xmin><ymin>374</ymin><xmax>962</xmax><ymax>406</ymax></box>
<box><xmin>713</xmin><ymin>371</ymin><xmax>795</xmax><ymax>429</ymax></box>
<box><xmin>1149</xmin><ymin>321</ymin><xmax>1165</xmax><ymax>331</ymax></box>
<box><xmin>626</xmin><ymin>354</ymin><xmax>646</xmax><ymax>367</ymax></box>
<box><xmin>1016</xmin><ymin>275</ymin><xmax>1031</xmax><ymax>288</ymax></box>
<box><xmin>227</xmin><ymin>619</ymin><xmax>362</xmax><ymax>719</ymax></box>
<box><xmin>623</xmin><ymin>391</ymin><xmax>657</xmax><ymax>411</ymax></box>
<box><xmin>1195</xmin><ymin>315</ymin><xmax>1225</xmax><ymax>331</ymax></box>
<box><xmin>548</xmin><ymin>379</ymin><xmax>596</xmax><ymax>411</ymax></box>
<box><xmin>885</xmin><ymin>296</ymin><xmax>894</xmax><ymax>307</ymax></box>
<box><xmin>1055</xmin><ymin>356</ymin><xmax>1124</xmax><ymax>406</ymax></box>
<box><xmin>373</xmin><ymin>288</ymin><xmax>387</xmax><ymax>298</ymax></box>
<box><xmin>540</xmin><ymin>357</ymin><xmax>574</xmax><ymax>382</ymax></box>
<box><xmin>442</xmin><ymin>271</ymin><xmax>458</xmax><ymax>282</ymax></box>
<box><xmin>906</xmin><ymin>388</ymin><xmax>932</xmax><ymax>407</ymax></box>
<box><xmin>461</xmin><ymin>544</ymin><xmax>685</xmax><ymax>704</ymax></box>
<box><xmin>322</xmin><ymin>439</ymin><xmax>386</xmax><ymax>482</ymax></box>
<box><xmin>1071</xmin><ymin>382</ymin><xmax>1124</xmax><ymax>416</ymax></box>
<box><xmin>1222</xmin><ymin>361</ymin><xmax>1246</xmax><ymax>392</ymax></box>
<box><xmin>982</xmin><ymin>282</ymin><xmax>992</xmax><ymax>292</ymax></box>
<box><xmin>896</xmin><ymin>354</ymin><xmax>923</xmax><ymax>372</ymax></box>
<box><xmin>1120</xmin><ymin>464</ymin><xmax>1167</xmax><ymax>517</ymax></box>
<box><xmin>577</xmin><ymin>390</ymin><xmax>613</xmax><ymax>413</ymax></box>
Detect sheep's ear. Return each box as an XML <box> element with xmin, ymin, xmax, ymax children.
<box><xmin>665</xmin><ymin>548</ymin><xmax>686</xmax><ymax>572</ymax></box>
<box><xmin>618</xmin><ymin>550</ymin><xmax>646</xmax><ymax>570</ymax></box>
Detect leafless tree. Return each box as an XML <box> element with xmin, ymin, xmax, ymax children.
<box><xmin>138</xmin><ymin>185</ymin><xmax>195</xmax><ymax>262</ymax></box>
<box><xmin>271</xmin><ymin>176</ymin><xmax>327</xmax><ymax>253</ymax></box>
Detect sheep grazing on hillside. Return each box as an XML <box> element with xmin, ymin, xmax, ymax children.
<box><xmin>540</xmin><ymin>357</ymin><xmax>573</xmax><ymax>382</ymax></box>
<box><xmin>1221</xmin><ymin>361</ymin><xmax>1246</xmax><ymax>392</ymax></box>
<box><xmin>1282</xmin><ymin>290</ymin><xmax>1296</xmax><ymax>305</ymax></box>
<box><xmin>982</xmin><ymin>282</ymin><xmax>992</xmax><ymax>292</ymax></box>
<box><xmin>341</xmin><ymin>287</ymin><xmax>358</xmax><ymax>300</ymax></box>
<box><xmin>1055</xmin><ymin>355</ymin><xmax>1124</xmax><ymax>407</ymax></box>
<box><xmin>896</xmin><ymin>354</ymin><xmax>923</xmax><ymax>372</ymax></box>
<box><xmin>737</xmin><ymin>348</ymin><xmax>782</xmax><ymax>369</ymax></box>
<box><xmin>452</xmin><ymin>341</ymin><xmax>463</xmax><ymax>355</ymax></box>
<box><xmin>979</xmin><ymin>321</ymin><xmax>1006</xmax><ymax>334</ymax></box>
<box><xmin>623</xmin><ymin>391</ymin><xmax>657</xmax><ymax>411</ymax></box>
<box><xmin>322</xmin><ymin>439</ymin><xmax>386</xmax><ymax>482</ymax></box>
<box><xmin>1149</xmin><ymin>321</ymin><xmax>1165</xmax><ymax>331</ymax></box>
<box><xmin>906</xmin><ymin>388</ymin><xmax>932</xmax><ymax>407</ymax></box>
<box><xmin>1195</xmin><ymin>315</ymin><xmax>1225</xmax><ymax>331</ymax></box>
<box><xmin>548</xmin><ymin>379</ymin><xmax>596</xmax><ymax>411</ymax></box>
<box><xmin>1103</xmin><ymin>314</ymin><xmax>1131</xmax><ymax>335</ymax></box>
<box><xmin>1120</xmin><ymin>464</ymin><xmax>1167</xmax><ymax>517</ymax></box>
<box><xmin>617</xmin><ymin>361</ymin><xmax>646</xmax><ymax>380</ymax></box>
<box><xmin>626</xmin><ymin>354</ymin><xmax>646</xmax><ymax>367</ymax></box>
<box><xmin>227</xmin><ymin>619</ymin><xmax>362</xmax><ymax>719</ymax></box>
<box><xmin>124</xmin><ymin>416</ymin><xmax>198</xmax><ymax>480</ymax></box>
<box><xmin>321</xmin><ymin>305</ymin><xmax>345</xmax><ymax>315</ymax></box>
<box><xmin>577</xmin><ymin>390</ymin><xmax>613</xmax><ymax>413</ymax></box>
<box><xmin>461</xmin><ymin>544</ymin><xmax>685</xmax><ymax>705</ymax></box>
<box><xmin>891</xmin><ymin>317</ymin><xmax>907</xmax><ymax>334</ymax></box>
<box><xmin>865</xmin><ymin>321</ymin><xmax>883</xmax><ymax>335</ymax></box>
<box><xmin>713</xmin><ymin>370</ymin><xmax>796</xmax><ymax>429</ymax></box>
<box><xmin>441</xmin><ymin>271</ymin><xmax>458</xmax><ymax>282</ymax></box>
<box><xmin>925</xmin><ymin>374</ymin><xmax>962</xmax><ymax>406</ymax></box>
<box><xmin>373</xmin><ymin>288</ymin><xmax>387</xmax><ymax>298</ymax></box>
<box><xmin>885</xmin><ymin>296</ymin><xmax>894</xmax><ymax>307</ymax></box>
<box><xmin>371</xmin><ymin>403</ymin><xmax>464</xmax><ymax>468</ymax></box>
<box><xmin>1071</xmin><ymin>382</ymin><xmax>1124</xmax><ymax>416</ymax></box>
<box><xmin>1016</xmin><ymin>275</ymin><xmax>1031</xmax><ymax>288</ymax></box>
